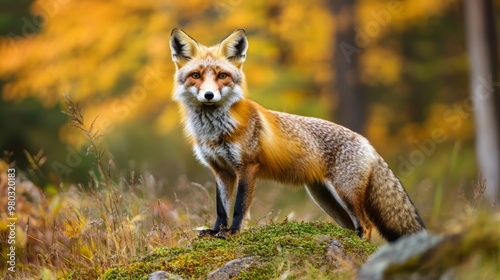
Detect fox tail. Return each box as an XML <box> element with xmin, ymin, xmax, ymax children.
<box><xmin>365</xmin><ymin>156</ymin><xmax>426</xmax><ymax>242</ymax></box>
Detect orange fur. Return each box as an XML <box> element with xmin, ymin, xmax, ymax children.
<box><xmin>252</xmin><ymin>104</ymin><xmax>326</xmax><ymax>185</ymax></box>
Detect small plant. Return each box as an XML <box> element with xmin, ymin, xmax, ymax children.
<box><xmin>62</xmin><ymin>94</ymin><xmax>108</xmax><ymax>184</ymax></box>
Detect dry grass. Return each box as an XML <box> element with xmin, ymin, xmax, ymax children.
<box><xmin>0</xmin><ymin>164</ymin><xmax>207</xmax><ymax>279</ymax></box>
<box><xmin>0</xmin><ymin>96</ymin><xmax>213</xmax><ymax>278</ymax></box>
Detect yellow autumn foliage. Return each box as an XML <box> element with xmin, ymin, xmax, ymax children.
<box><xmin>0</xmin><ymin>0</ymin><xmax>461</xmax><ymax>148</ymax></box>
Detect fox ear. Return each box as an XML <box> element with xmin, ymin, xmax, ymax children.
<box><xmin>219</xmin><ymin>29</ymin><xmax>248</xmax><ymax>67</ymax></box>
<box><xmin>170</xmin><ymin>28</ymin><xmax>199</xmax><ymax>67</ymax></box>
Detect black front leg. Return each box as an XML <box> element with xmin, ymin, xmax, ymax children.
<box><xmin>199</xmin><ymin>182</ymin><xmax>229</xmax><ymax>237</ymax></box>
<box><xmin>214</xmin><ymin>184</ymin><xmax>229</xmax><ymax>231</ymax></box>
<box><xmin>216</xmin><ymin>164</ymin><xmax>258</xmax><ymax>239</ymax></box>
<box><xmin>199</xmin><ymin>187</ymin><xmax>228</xmax><ymax>237</ymax></box>
<box><xmin>230</xmin><ymin>180</ymin><xmax>251</xmax><ymax>232</ymax></box>
<box><xmin>199</xmin><ymin>170</ymin><xmax>235</xmax><ymax>238</ymax></box>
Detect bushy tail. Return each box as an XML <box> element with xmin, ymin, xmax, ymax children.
<box><xmin>365</xmin><ymin>156</ymin><xmax>425</xmax><ymax>242</ymax></box>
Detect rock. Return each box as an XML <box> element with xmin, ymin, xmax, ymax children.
<box><xmin>148</xmin><ymin>270</ymin><xmax>184</xmax><ymax>280</ymax></box>
<box><xmin>207</xmin><ymin>255</ymin><xmax>259</xmax><ymax>280</ymax></box>
<box><xmin>324</xmin><ymin>238</ymin><xmax>354</xmax><ymax>268</ymax></box>
<box><xmin>358</xmin><ymin>231</ymin><xmax>448</xmax><ymax>280</ymax></box>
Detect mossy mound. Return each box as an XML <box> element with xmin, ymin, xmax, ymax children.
<box><xmin>83</xmin><ymin>221</ymin><xmax>376</xmax><ymax>279</ymax></box>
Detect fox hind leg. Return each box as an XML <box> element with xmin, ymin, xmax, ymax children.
<box><xmin>306</xmin><ymin>180</ymin><xmax>373</xmax><ymax>239</ymax></box>
<box><xmin>305</xmin><ymin>181</ymin><xmax>358</xmax><ymax>231</ymax></box>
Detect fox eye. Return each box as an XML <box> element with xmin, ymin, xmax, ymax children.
<box><xmin>191</xmin><ymin>72</ymin><xmax>201</xmax><ymax>79</ymax></box>
<box><xmin>217</xmin><ymin>73</ymin><xmax>228</xmax><ymax>79</ymax></box>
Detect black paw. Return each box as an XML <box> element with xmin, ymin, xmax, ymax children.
<box><xmin>355</xmin><ymin>226</ymin><xmax>364</xmax><ymax>238</ymax></box>
<box><xmin>198</xmin><ymin>229</ymin><xmax>219</xmax><ymax>238</ymax></box>
<box><xmin>215</xmin><ymin>228</ymin><xmax>239</xmax><ymax>239</ymax></box>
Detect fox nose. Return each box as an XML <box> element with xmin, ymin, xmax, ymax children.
<box><xmin>204</xmin><ymin>91</ymin><xmax>214</xmax><ymax>100</ymax></box>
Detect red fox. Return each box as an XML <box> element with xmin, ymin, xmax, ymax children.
<box><xmin>169</xmin><ymin>28</ymin><xmax>425</xmax><ymax>242</ymax></box>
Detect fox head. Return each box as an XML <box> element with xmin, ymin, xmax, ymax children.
<box><xmin>170</xmin><ymin>28</ymin><xmax>248</xmax><ymax>108</ymax></box>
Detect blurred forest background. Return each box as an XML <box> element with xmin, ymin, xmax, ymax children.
<box><xmin>1</xmin><ymin>0</ymin><xmax>500</xmax><ymax>232</ymax></box>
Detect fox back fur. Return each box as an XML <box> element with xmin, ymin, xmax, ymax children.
<box><xmin>169</xmin><ymin>28</ymin><xmax>425</xmax><ymax>242</ymax></box>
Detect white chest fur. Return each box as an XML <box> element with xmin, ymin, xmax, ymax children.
<box><xmin>193</xmin><ymin>142</ymin><xmax>241</xmax><ymax>169</ymax></box>
<box><xmin>186</xmin><ymin>107</ymin><xmax>242</xmax><ymax>169</ymax></box>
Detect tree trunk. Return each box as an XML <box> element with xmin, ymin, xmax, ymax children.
<box><xmin>329</xmin><ymin>0</ymin><xmax>366</xmax><ymax>134</ymax></box>
<box><xmin>464</xmin><ymin>0</ymin><xmax>500</xmax><ymax>206</ymax></box>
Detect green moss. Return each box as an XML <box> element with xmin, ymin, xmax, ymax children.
<box><xmin>237</xmin><ymin>221</ymin><xmax>375</xmax><ymax>264</ymax></box>
<box><xmin>101</xmin><ymin>268</ymin><xmax>127</xmax><ymax>280</ymax></box>
<box><xmin>164</xmin><ymin>247</ymin><xmax>238</xmax><ymax>277</ymax></box>
<box><xmin>237</xmin><ymin>263</ymin><xmax>278</xmax><ymax>280</ymax></box>
<box><xmin>100</xmin><ymin>262</ymin><xmax>163</xmax><ymax>280</ymax></box>
<box><xmin>65</xmin><ymin>267</ymin><xmax>98</xmax><ymax>280</ymax></box>
<box><xmin>64</xmin><ymin>221</ymin><xmax>375</xmax><ymax>279</ymax></box>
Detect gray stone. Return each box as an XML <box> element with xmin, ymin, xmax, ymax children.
<box><xmin>358</xmin><ymin>231</ymin><xmax>449</xmax><ymax>280</ymax></box>
<box><xmin>207</xmin><ymin>255</ymin><xmax>258</xmax><ymax>280</ymax></box>
<box><xmin>324</xmin><ymin>238</ymin><xmax>354</xmax><ymax>268</ymax></box>
<box><xmin>148</xmin><ymin>270</ymin><xmax>184</xmax><ymax>280</ymax></box>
